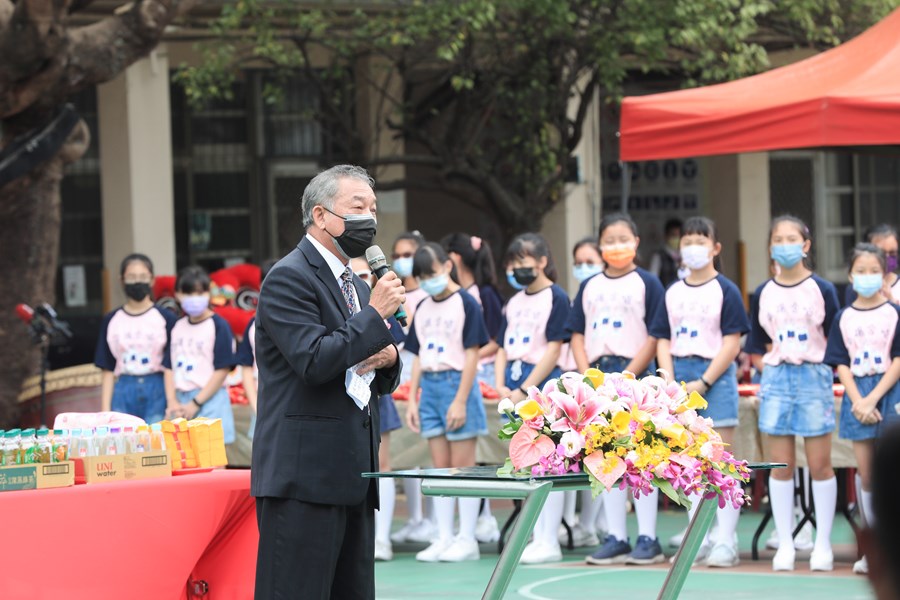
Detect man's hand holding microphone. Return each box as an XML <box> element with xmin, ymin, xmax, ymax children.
<box><xmin>358</xmin><ymin>245</ymin><xmax>406</xmax><ymax>375</ymax></box>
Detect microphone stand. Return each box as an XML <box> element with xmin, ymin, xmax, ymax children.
<box><xmin>24</xmin><ymin>312</ymin><xmax>71</xmax><ymax>428</ymax></box>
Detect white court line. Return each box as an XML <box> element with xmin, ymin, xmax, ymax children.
<box><xmin>517</xmin><ymin>568</ymin><xmax>630</xmax><ymax>600</ymax></box>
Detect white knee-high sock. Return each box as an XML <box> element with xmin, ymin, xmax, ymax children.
<box><xmin>861</xmin><ymin>489</ymin><xmax>875</xmax><ymax>527</ymax></box>
<box><xmin>538</xmin><ymin>492</ymin><xmax>565</xmax><ymax>546</ymax></box>
<box><xmin>812</xmin><ymin>477</ymin><xmax>837</xmax><ymax>554</ymax></box>
<box><xmin>563</xmin><ymin>491</ymin><xmax>577</xmax><ymax>528</ymax></box>
<box><xmin>424</xmin><ymin>495</ymin><xmax>435</xmax><ymax>522</ymax></box>
<box><xmin>457</xmin><ymin>497</ymin><xmax>481</xmax><ymax>541</ymax></box>
<box><xmin>603</xmin><ymin>487</ymin><xmax>629</xmax><ymax>542</ymax></box>
<box><xmin>714</xmin><ymin>500</ymin><xmax>742</xmax><ymax>547</ymax></box>
<box><xmin>375</xmin><ymin>478</ymin><xmax>396</xmax><ymax>544</ymax></box>
<box><xmin>404</xmin><ymin>477</ymin><xmax>423</xmax><ymax>523</ymax></box>
<box><xmin>769</xmin><ymin>477</ymin><xmax>796</xmax><ymax>549</ymax></box>
<box><xmin>685</xmin><ymin>492</ymin><xmax>708</xmax><ymax>545</ymax></box>
<box><xmin>635</xmin><ymin>488</ymin><xmax>659</xmax><ymax>539</ymax></box>
<box><xmin>580</xmin><ymin>490</ymin><xmax>603</xmax><ymax>535</ymax></box>
<box><xmin>480</xmin><ymin>499</ymin><xmax>493</xmax><ymax>519</ymax></box>
<box><xmin>434</xmin><ymin>496</ymin><xmax>456</xmax><ymax>542</ymax></box>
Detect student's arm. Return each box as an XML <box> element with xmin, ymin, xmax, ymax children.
<box><xmin>571</xmin><ymin>333</ymin><xmax>590</xmax><ymax>373</ymax></box>
<box><xmin>180</xmin><ymin>369</ymin><xmax>230</xmax><ymax>419</ymax></box>
<box><xmin>163</xmin><ymin>369</ymin><xmax>179</xmax><ymax>416</ymax></box>
<box><xmin>518</xmin><ymin>341</ymin><xmax>563</xmax><ymax>393</ymax></box>
<box><xmin>405</xmin><ymin>356</ymin><xmax>422</xmax><ymax>433</ymax></box>
<box><xmin>100</xmin><ymin>371</ymin><xmax>115</xmax><ymax>412</ymax></box>
<box><xmin>478</xmin><ymin>340</ymin><xmax>500</xmax><ymax>360</ymax></box>
<box><xmin>447</xmin><ymin>347</ymin><xmax>479</xmax><ymax>431</ymax></box>
<box><xmin>860</xmin><ymin>358</ymin><xmax>900</xmax><ymax>422</ymax></box>
<box><xmin>495</xmin><ymin>347</ymin><xmax>511</xmax><ymax>398</ymax></box>
<box><xmin>627</xmin><ymin>337</ymin><xmax>658</xmax><ymax>376</ymax></box>
<box><xmin>242</xmin><ymin>368</ymin><xmax>258</xmax><ymax>413</ymax></box>
<box><xmin>656</xmin><ymin>339</ymin><xmax>674</xmax><ymax>382</ymax></box>
<box><xmin>835</xmin><ymin>365</ymin><xmax>877</xmax><ymax>425</ymax></box>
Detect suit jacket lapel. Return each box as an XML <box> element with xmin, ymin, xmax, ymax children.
<box><xmin>353</xmin><ymin>278</ymin><xmax>370</xmax><ymax>311</ymax></box>
<box><xmin>299</xmin><ymin>236</ymin><xmax>350</xmax><ymax>318</ymax></box>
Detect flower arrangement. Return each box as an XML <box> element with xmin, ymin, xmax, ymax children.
<box><xmin>497</xmin><ymin>369</ymin><xmax>750</xmax><ymax>509</ymax></box>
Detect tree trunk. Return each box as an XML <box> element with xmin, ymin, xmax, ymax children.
<box><xmin>0</xmin><ymin>119</ymin><xmax>88</xmax><ymax>427</ymax></box>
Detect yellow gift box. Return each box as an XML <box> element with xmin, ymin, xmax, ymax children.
<box><xmin>160</xmin><ymin>418</ymin><xmax>198</xmax><ymax>469</ymax></box>
<box><xmin>187</xmin><ymin>418</ymin><xmax>228</xmax><ymax>468</ymax></box>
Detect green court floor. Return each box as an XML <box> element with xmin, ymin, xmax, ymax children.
<box><xmin>375</xmin><ymin>509</ymin><xmax>872</xmax><ymax>599</ymax></box>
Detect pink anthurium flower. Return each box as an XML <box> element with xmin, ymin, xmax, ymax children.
<box><xmin>509</xmin><ymin>425</ymin><xmax>556</xmax><ymax>470</ymax></box>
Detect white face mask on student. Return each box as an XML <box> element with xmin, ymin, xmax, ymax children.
<box><xmin>681</xmin><ymin>245</ymin><xmax>712</xmax><ymax>270</ymax></box>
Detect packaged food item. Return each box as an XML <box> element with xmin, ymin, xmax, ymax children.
<box><xmin>187</xmin><ymin>418</ymin><xmax>228</xmax><ymax>467</ymax></box>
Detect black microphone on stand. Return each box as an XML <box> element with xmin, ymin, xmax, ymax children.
<box><xmin>365</xmin><ymin>245</ymin><xmax>408</xmax><ymax>328</ymax></box>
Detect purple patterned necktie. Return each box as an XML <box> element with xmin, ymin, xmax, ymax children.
<box><xmin>340</xmin><ymin>267</ymin><xmax>357</xmax><ymax>315</ymax></box>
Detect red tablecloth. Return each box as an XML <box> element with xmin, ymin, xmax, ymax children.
<box><xmin>0</xmin><ymin>469</ymin><xmax>257</xmax><ymax>600</ymax></box>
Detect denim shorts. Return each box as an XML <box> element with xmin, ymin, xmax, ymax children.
<box><xmin>674</xmin><ymin>357</ymin><xmax>739</xmax><ymax>427</ymax></box>
<box><xmin>419</xmin><ymin>370</ymin><xmax>487</xmax><ymax>441</ymax></box>
<box><xmin>591</xmin><ymin>356</ymin><xmax>656</xmax><ymax>378</ymax></box>
<box><xmin>113</xmin><ymin>373</ymin><xmax>166</xmax><ymax>424</ymax></box>
<box><xmin>176</xmin><ymin>387</ymin><xmax>236</xmax><ymax>444</ymax></box>
<box><xmin>379</xmin><ymin>394</ymin><xmax>402</xmax><ymax>434</ymax></box>
<box><xmin>839</xmin><ymin>375</ymin><xmax>900</xmax><ymax>440</ymax></box>
<box><xmin>477</xmin><ymin>362</ymin><xmax>496</xmax><ymax>389</ymax></box>
<box><xmin>503</xmin><ymin>360</ymin><xmax>561</xmax><ymax>391</ymax></box>
<box><xmin>758</xmin><ymin>363</ymin><xmax>835</xmax><ymax>437</ymax></box>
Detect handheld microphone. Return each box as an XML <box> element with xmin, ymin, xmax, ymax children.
<box><xmin>365</xmin><ymin>245</ymin><xmax>408</xmax><ymax>327</ymax></box>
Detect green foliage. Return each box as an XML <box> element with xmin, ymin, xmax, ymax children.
<box><xmin>176</xmin><ymin>0</ymin><xmax>898</xmax><ymax>238</ymax></box>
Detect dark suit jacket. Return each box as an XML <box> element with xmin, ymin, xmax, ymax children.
<box><xmin>251</xmin><ymin>236</ymin><xmax>401</xmax><ymax>506</ymax></box>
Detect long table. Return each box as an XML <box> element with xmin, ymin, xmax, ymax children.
<box><xmin>0</xmin><ymin>469</ymin><xmax>257</xmax><ymax>599</ymax></box>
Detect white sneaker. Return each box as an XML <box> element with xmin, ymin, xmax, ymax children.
<box><xmin>668</xmin><ymin>540</ymin><xmax>711</xmax><ymax>565</ymax></box>
<box><xmin>794</xmin><ymin>522</ymin><xmax>814</xmax><ymax>551</ymax></box>
<box><xmin>772</xmin><ymin>546</ymin><xmax>795</xmax><ymax>571</ymax></box>
<box><xmin>520</xmin><ymin>541</ymin><xmax>563</xmax><ymax>564</ymax></box>
<box><xmin>439</xmin><ymin>536</ymin><xmax>480</xmax><ymax>562</ymax></box>
<box><xmin>853</xmin><ymin>556</ymin><xmax>868</xmax><ymax>575</ymax></box>
<box><xmin>475</xmin><ymin>515</ymin><xmax>501</xmax><ymax>543</ymax></box>
<box><xmin>668</xmin><ymin>528</ymin><xmax>687</xmax><ymax>548</ymax></box>
<box><xmin>705</xmin><ymin>542</ymin><xmax>740</xmax><ymax>568</ymax></box>
<box><xmin>765</xmin><ymin>528</ymin><xmax>780</xmax><ymax>550</ymax></box>
<box><xmin>561</xmin><ymin>524</ymin><xmax>600</xmax><ymax>548</ymax></box>
<box><xmin>407</xmin><ymin>519</ymin><xmax>439</xmax><ymax>544</ymax></box>
<box><xmin>416</xmin><ymin>538</ymin><xmax>453</xmax><ymax>562</ymax></box>
<box><xmin>374</xmin><ymin>539</ymin><xmax>393</xmax><ymax>561</ymax></box>
<box><xmin>390</xmin><ymin>520</ymin><xmax>418</xmax><ymax>544</ymax></box>
<box><xmin>810</xmin><ymin>548</ymin><xmax>834</xmax><ymax>572</ymax></box>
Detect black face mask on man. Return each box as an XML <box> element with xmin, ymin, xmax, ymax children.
<box><xmin>124</xmin><ymin>282</ymin><xmax>151</xmax><ymax>301</ymax></box>
<box><xmin>512</xmin><ymin>267</ymin><xmax>538</xmax><ymax>287</ymax></box>
<box><xmin>322</xmin><ymin>207</ymin><xmax>377</xmax><ymax>259</ymax></box>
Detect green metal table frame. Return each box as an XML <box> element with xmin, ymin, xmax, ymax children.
<box><xmin>365</xmin><ymin>463</ymin><xmax>783</xmax><ymax>600</ymax></box>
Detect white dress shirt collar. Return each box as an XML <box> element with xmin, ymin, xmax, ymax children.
<box><xmin>307</xmin><ymin>233</ymin><xmax>348</xmax><ymax>283</ymax></box>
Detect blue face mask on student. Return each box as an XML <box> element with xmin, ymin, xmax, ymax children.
<box><xmin>506</xmin><ymin>271</ymin><xmax>526</xmax><ymax>290</ymax></box>
<box><xmin>393</xmin><ymin>256</ymin><xmax>413</xmax><ymax>278</ymax></box>
<box><xmin>573</xmin><ymin>263</ymin><xmax>603</xmax><ymax>282</ymax></box>
<box><xmin>420</xmin><ymin>274</ymin><xmax>449</xmax><ymax>297</ymax></box>
<box><xmin>853</xmin><ymin>273</ymin><xmax>884</xmax><ymax>298</ymax></box>
<box><xmin>771</xmin><ymin>243</ymin><xmax>806</xmax><ymax>268</ymax></box>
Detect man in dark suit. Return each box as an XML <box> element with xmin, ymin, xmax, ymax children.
<box><xmin>252</xmin><ymin>165</ymin><xmax>405</xmax><ymax>599</ymax></box>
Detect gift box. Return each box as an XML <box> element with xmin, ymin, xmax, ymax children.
<box><xmin>187</xmin><ymin>418</ymin><xmax>228</xmax><ymax>468</ymax></box>
<box><xmin>160</xmin><ymin>418</ymin><xmax>197</xmax><ymax>469</ymax></box>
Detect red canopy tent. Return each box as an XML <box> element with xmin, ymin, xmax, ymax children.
<box><xmin>619</xmin><ymin>8</ymin><xmax>900</xmax><ymax>161</ymax></box>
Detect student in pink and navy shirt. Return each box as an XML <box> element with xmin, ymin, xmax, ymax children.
<box><xmin>236</xmin><ymin>260</ymin><xmax>277</xmax><ymax>441</ymax></box>
<box><xmin>746</xmin><ymin>215</ymin><xmax>840</xmax><ymax>573</ymax></box>
<box><xmin>169</xmin><ymin>266</ymin><xmax>237</xmax><ymax>443</ymax></box>
<box><xmin>825</xmin><ymin>243</ymin><xmax>900</xmax><ymax>574</ymax></box>
<box><xmin>404</xmin><ymin>242</ymin><xmax>489</xmax><ymax>564</ymax></box>
<box><xmin>657</xmin><ymin>217</ymin><xmax>750</xmax><ymax>568</ymax></box>
<box><xmin>568</xmin><ymin>213</ymin><xmax>669</xmax><ymax>567</ymax></box>
<box><xmin>495</xmin><ymin>233</ymin><xmax>570</xmax><ymax>564</ymax></box>
<box><xmin>844</xmin><ymin>224</ymin><xmax>900</xmax><ymax>306</ymax></box>
<box><xmin>95</xmin><ymin>253</ymin><xmax>178</xmax><ymax>423</ymax></box>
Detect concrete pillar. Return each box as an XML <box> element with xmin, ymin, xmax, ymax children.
<box><xmin>706</xmin><ymin>153</ymin><xmax>770</xmax><ymax>297</ymax></box>
<box><xmin>98</xmin><ymin>48</ymin><xmax>176</xmax><ymax>308</ymax></box>
<box><xmin>542</xmin><ymin>79</ymin><xmax>602</xmax><ymax>297</ymax></box>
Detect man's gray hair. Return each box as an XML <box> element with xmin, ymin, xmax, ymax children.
<box><xmin>302</xmin><ymin>164</ymin><xmax>375</xmax><ymax>229</ymax></box>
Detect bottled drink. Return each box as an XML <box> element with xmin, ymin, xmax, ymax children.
<box><xmin>94</xmin><ymin>427</ymin><xmax>111</xmax><ymax>456</ymax></box>
<box><xmin>19</xmin><ymin>429</ymin><xmax>37</xmax><ymax>464</ymax></box>
<box><xmin>107</xmin><ymin>427</ymin><xmax>125</xmax><ymax>455</ymax></box>
<box><xmin>135</xmin><ymin>425</ymin><xmax>151</xmax><ymax>453</ymax></box>
<box><xmin>51</xmin><ymin>430</ymin><xmax>69</xmax><ymax>463</ymax></box>
<box><xmin>122</xmin><ymin>426</ymin><xmax>138</xmax><ymax>454</ymax></box>
<box><xmin>150</xmin><ymin>423</ymin><xmax>166</xmax><ymax>452</ymax></box>
<box><xmin>1</xmin><ymin>431</ymin><xmax>19</xmax><ymax>466</ymax></box>
<box><xmin>35</xmin><ymin>428</ymin><xmax>53</xmax><ymax>463</ymax></box>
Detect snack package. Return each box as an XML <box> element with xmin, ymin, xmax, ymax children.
<box><xmin>187</xmin><ymin>418</ymin><xmax>228</xmax><ymax>467</ymax></box>
<box><xmin>160</xmin><ymin>418</ymin><xmax>197</xmax><ymax>469</ymax></box>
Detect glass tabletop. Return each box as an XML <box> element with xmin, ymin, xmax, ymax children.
<box><xmin>363</xmin><ymin>463</ymin><xmax>785</xmax><ymax>481</ymax></box>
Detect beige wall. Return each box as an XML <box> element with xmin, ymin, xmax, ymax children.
<box><xmin>98</xmin><ymin>48</ymin><xmax>176</xmax><ymax>308</ymax></box>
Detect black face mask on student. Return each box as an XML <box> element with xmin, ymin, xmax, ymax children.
<box><xmin>512</xmin><ymin>268</ymin><xmax>538</xmax><ymax>287</ymax></box>
<box><xmin>124</xmin><ymin>282</ymin><xmax>151</xmax><ymax>301</ymax></box>
<box><xmin>323</xmin><ymin>208</ymin><xmax>377</xmax><ymax>259</ymax></box>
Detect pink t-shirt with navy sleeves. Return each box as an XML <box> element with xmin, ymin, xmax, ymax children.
<box><xmin>404</xmin><ymin>289</ymin><xmax>489</xmax><ymax>372</ymax></box>
<box><xmin>662</xmin><ymin>275</ymin><xmax>750</xmax><ymax>359</ymax></box>
<box><xmin>565</xmin><ymin>268</ymin><xmax>668</xmax><ymax>362</ymax></box>
<box><xmin>746</xmin><ymin>275</ymin><xmax>839</xmax><ymax>367</ymax></box>
<box><xmin>404</xmin><ymin>287</ymin><xmax>429</xmax><ymax>324</ymax></box>
<box><xmin>94</xmin><ymin>306</ymin><xmax>176</xmax><ymax>376</ymax></box>
<box><xmin>170</xmin><ymin>313</ymin><xmax>236</xmax><ymax>392</ymax></box>
<box><xmin>825</xmin><ymin>303</ymin><xmax>900</xmax><ymax>376</ymax></box>
<box><xmin>236</xmin><ymin>318</ymin><xmax>257</xmax><ymax>379</ymax></box>
<box><xmin>499</xmin><ymin>285</ymin><xmax>570</xmax><ymax>364</ymax></box>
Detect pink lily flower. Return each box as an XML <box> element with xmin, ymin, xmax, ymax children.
<box><xmin>549</xmin><ymin>383</ymin><xmax>604</xmax><ymax>433</ymax></box>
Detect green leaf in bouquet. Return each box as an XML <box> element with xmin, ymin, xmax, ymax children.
<box><xmin>557</xmin><ymin>379</ymin><xmax>568</xmax><ymax>393</ymax></box>
<box><xmin>496</xmin><ymin>457</ymin><xmax>515</xmax><ymax>476</ymax></box>
<box><xmin>497</xmin><ymin>420</ymin><xmax>521</xmax><ymax>440</ymax></box>
<box><xmin>654</xmin><ymin>478</ymin><xmax>687</xmax><ymax>507</ymax></box>
<box><xmin>587</xmin><ymin>469</ymin><xmax>610</xmax><ymax>497</ymax></box>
